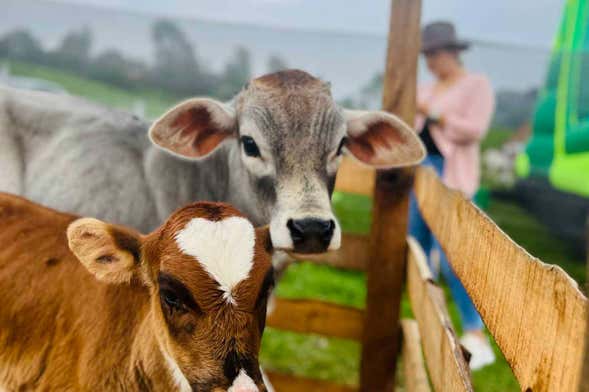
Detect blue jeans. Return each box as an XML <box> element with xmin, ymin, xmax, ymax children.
<box><xmin>409</xmin><ymin>155</ymin><xmax>483</xmax><ymax>331</ymax></box>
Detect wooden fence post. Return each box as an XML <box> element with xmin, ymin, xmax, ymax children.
<box><xmin>582</xmin><ymin>221</ymin><xmax>589</xmax><ymax>392</ymax></box>
<box><xmin>359</xmin><ymin>0</ymin><xmax>422</xmax><ymax>391</ymax></box>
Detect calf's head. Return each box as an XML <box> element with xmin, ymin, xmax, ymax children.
<box><xmin>68</xmin><ymin>202</ymin><xmax>273</xmax><ymax>392</ymax></box>
<box><xmin>149</xmin><ymin>69</ymin><xmax>425</xmax><ymax>254</ymax></box>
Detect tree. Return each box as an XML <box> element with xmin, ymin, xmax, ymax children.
<box><xmin>89</xmin><ymin>49</ymin><xmax>148</xmax><ymax>89</ymax></box>
<box><xmin>359</xmin><ymin>72</ymin><xmax>383</xmax><ymax>107</ymax></box>
<box><xmin>337</xmin><ymin>97</ymin><xmax>359</xmax><ymax>109</ymax></box>
<box><xmin>267</xmin><ymin>54</ymin><xmax>288</xmax><ymax>73</ymax></box>
<box><xmin>151</xmin><ymin>19</ymin><xmax>212</xmax><ymax>95</ymax></box>
<box><xmin>49</xmin><ymin>27</ymin><xmax>93</xmax><ymax>72</ymax></box>
<box><xmin>216</xmin><ymin>46</ymin><xmax>252</xmax><ymax>99</ymax></box>
<box><xmin>0</xmin><ymin>30</ymin><xmax>44</xmax><ymax>62</ymax></box>
<box><xmin>339</xmin><ymin>72</ymin><xmax>383</xmax><ymax>109</ymax></box>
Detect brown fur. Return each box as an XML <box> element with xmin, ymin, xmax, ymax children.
<box><xmin>241</xmin><ymin>70</ymin><xmax>334</xmax><ymax>126</ymax></box>
<box><xmin>151</xmin><ymin>102</ymin><xmax>236</xmax><ymax>159</ymax></box>
<box><xmin>252</xmin><ymin>69</ymin><xmax>327</xmax><ymax>91</ymax></box>
<box><xmin>347</xmin><ymin>121</ymin><xmax>406</xmax><ymax>165</ymax></box>
<box><xmin>0</xmin><ymin>193</ymin><xmax>272</xmax><ymax>391</ymax></box>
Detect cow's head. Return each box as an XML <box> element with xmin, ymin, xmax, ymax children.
<box><xmin>67</xmin><ymin>202</ymin><xmax>273</xmax><ymax>392</ymax></box>
<box><xmin>149</xmin><ymin>69</ymin><xmax>425</xmax><ymax>254</ymax></box>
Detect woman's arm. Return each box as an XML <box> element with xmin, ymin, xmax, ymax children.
<box><xmin>438</xmin><ymin>76</ymin><xmax>495</xmax><ymax>144</ymax></box>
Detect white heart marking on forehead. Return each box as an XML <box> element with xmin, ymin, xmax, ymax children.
<box><xmin>175</xmin><ymin>216</ymin><xmax>255</xmax><ymax>304</ymax></box>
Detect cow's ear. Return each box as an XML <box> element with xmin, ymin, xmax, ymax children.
<box><xmin>149</xmin><ymin>98</ymin><xmax>237</xmax><ymax>160</ymax></box>
<box><xmin>343</xmin><ymin>109</ymin><xmax>425</xmax><ymax>168</ymax></box>
<box><xmin>67</xmin><ymin>218</ymin><xmax>143</xmax><ymax>284</ymax></box>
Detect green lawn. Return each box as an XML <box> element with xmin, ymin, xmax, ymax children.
<box><xmin>5</xmin><ymin>61</ymin><xmax>584</xmax><ymax>390</ymax></box>
<box><xmin>2</xmin><ymin>59</ymin><xmax>179</xmax><ymax>119</ymax></box>
<box><xmin>481</xmin><ymin>127</ymin><xmax>513</xmax><ymax>151</ymax></box>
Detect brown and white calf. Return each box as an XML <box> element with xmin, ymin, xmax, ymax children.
<box><xmin>0</xmin><ymin>193</ymin><xmax>274</xmax><ymax>391</ymax></box>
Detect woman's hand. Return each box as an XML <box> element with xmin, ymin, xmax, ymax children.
<box><xmin>418</xmin><ymin>103</ymin><xmax>445</xmax><ymax>126</ymax></box>
<box><xmin>417</xmin><ymin>102</ymin><xmax>429</xmax><ymax>116</ymax></box>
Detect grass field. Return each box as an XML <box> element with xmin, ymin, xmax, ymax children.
<box><xmin>3</xmin><ymin>60</ymin><xmax>585</xmax><ymax>391</ymax></box>
<box><xmin>2</xmin><ymin>60</ymin><xmax>179</xmax><ymax>119</ymax></box>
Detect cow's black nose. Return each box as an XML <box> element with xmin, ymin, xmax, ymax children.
<box><xmin>287</xmin><ymin>218</ymin><xmax>335</xmax><ymax>253</ymax></box>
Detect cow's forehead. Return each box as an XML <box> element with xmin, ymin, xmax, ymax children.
<box><xmin>251</xmin><ymin>69</ymin><xmax>329</xmax><ymax>91</ymax></box>
<box><xmin>174</xmin><ymin>216</ymin><xmax>255</xmax><ymax>304</ymax></box>
<box><xmin>168</xmin><ymin>202</ymin><xmax>244</xmax><ymax>224</ymax></box>
<box><xmin>235</xmin><ymin>70</ymin><xmax>343</xmax><ymax>138</ymax></box>
<box><xmin>158</xmin><ymin>202</ymin><xmax>272</xmax><ymax>308</ymax></box>
<box><xmin>236</xmin><ymin>91</ymin><xmax>345</xmax><ymax>166</ymax></box>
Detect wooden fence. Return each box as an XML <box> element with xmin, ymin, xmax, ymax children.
<box><xmin>264</xmin><ymin>0</ymin><xmax>588</xmax><ymax>390</ymax></box>
<box><xmin>413</xmin><ymin>167</ymin><xmax>587</xmax><ymax>391</ymax></box>
<box><xmin>266</xmin><ymin>160</ymin><xmax>588</xmax><ymax>391</ymax></box>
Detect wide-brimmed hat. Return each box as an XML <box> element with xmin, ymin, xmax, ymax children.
<box><xmin>421</xmin><ymin>21</ymin><xmax>470</xmax><ymax>53</ymax></box>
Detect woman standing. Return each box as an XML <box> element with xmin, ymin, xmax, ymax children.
<box><xmin>411</xmin><ymin>21</ymin><xmax>496</xmax><ymax>370</ymax></box>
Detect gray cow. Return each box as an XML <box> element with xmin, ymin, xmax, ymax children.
<box><xmin>0</xmin><ymin>70</ymin><xmax>425</xmax><ymax>254</ymax></box>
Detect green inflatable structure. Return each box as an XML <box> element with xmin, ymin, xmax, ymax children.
<box><xmin>517</xmin><ymin>0</ymin><xmax>589</xmax><ymax>194</ymax></box>
<box><xmin>515</xmin><ymin>0</ymin><xmax>589</xmax><ymax>254</ymax></box>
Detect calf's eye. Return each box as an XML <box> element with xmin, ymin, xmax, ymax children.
<box><xmin>161</xmin><ymin>290</ymin><xmax>184</xmax><ymax>313</ymax></box>
<box><xmin>240</xmin><ymin>136</ymin><xmax>261</xmax><ymax>158</ymax></box>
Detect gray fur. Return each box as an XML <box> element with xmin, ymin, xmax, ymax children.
<box><xmin>0</xmin><ymin>87</ymin><xmax>238</xmax><ymax>231</ymax></box>
<box><xmin>0</xmin><ymin>88</ymin><xmax>250</xmax><ymax>232</ymax></box>
<box><xmin>0</xmin><ymin>70</ymin><xmax>424</xmax><ymax>253</ymax></box>
<box><xmin>0</xmin><ymin>73</ymin><xmax>341</xmax><ymax>234</ymax></box>
<box><xmin>0</xmin><ymin>89</ymin><xmax>145</xmax><ymax>228</ymax></box>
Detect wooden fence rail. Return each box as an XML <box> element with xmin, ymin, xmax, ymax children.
<box><xmin>334</xmin><ymin>158</ymin><xmax>375</xmax><ymax>197</ymax></box>
<box><xmin>400</xmin><ymin>319</ymin><xmax>431</xmax><ymax>392</ymax></box>
<box><xmin>264</xmin><ymin>299</ymin><xmax>359</xmax><ymax>391</ymax></box>
<box><xmin>579</xmin><ymin>233</ymin><xmax>589</xmax><ymax>392</ymax></box>
<box><xmin>266</xmin><ymin>298</ymin><xmax>364</xmax><ymax>341</ymax></box>
<box><xmin>265</xmin><ymin>371</ymin><xmax>356</xmax><ymax>392</ymax></box>
<box><xmin>413</xmin><ymin>166</ymin><xmax>588</xmax><ymax>391</ymax></box>
<box><xmin>298</xmin><ymin>232</ymin><xmax>369</xmax><ymax>271</ymax></box>
<box><xmin>406</xmin><ymin>237</ymin><xmax>473</xmax><ymax>391</ymax></box>
<box><xmin>584</xmin><ymin>231</ymin><xmax>589</xmax><ymax>391</ymax></box>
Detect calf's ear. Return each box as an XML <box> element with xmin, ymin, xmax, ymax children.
<box><xmin>149</xmin><ymin>98</ymin><xmax>237</xmax><ymax>160</ymax></box>
<box><xmin>343</xmin><ymin>109</ymin><xmax>425</xmax><ymax>168</ymax></box>
<box><xmin>67</xmin><ymin>218</ymin><xmax>143</xmax><ymax>284</ymax></box>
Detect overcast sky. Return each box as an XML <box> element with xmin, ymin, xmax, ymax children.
<box><xmin>52</xmin><ymin>0</ymin><xmax>563</xmax><ymax>47</ymax></box>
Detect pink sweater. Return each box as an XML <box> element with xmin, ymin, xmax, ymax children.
<box><xmin>415</xmin><ymin>73</ymin><xmax>495</xmax><ymax>197</ymax></box>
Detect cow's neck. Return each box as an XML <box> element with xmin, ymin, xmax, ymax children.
<box><xmin>144</xmin><ymin>143</ymin><xmax>263</xmax><ymax>227</ymax></box>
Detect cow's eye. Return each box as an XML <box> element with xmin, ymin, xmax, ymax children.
<box><xmin>241</xmin><ymin>136</ymin><xmax>261</xmax><ymax>158</ymax></box>
<box><xmin>336</xmin><ymin>137</ymin><xmax>348</xmax><ymax>156</ymax></box>
<box><xmin>161</xmin><ymin>289</ymin><xmax>184</xmax><ymax>313</ymax></box>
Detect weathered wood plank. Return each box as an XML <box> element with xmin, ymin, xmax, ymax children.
<box><xmin>578</xmin><ymin>229</ymin><xmax>589</xmax><ymax>392</ymax></box>
<box><xmin>265</xmin><ymin>371</ymin><xmax>356</xmax><ymax>392</ymax></box>
<box><xmin>266</xmin><ymin>298</ymin><xmax>364</xmax><ymax>341</ymax></box>
<box><xmin>297</xmin><ymin>232</ymin><xmax>369</xmax><ymax>271</ymax></box>
<box><xmin>334</xmin><ymin>157</ymin><xmax>374</xmax><ymax>197</ymax></box>
<box><xmin>401</xmin><ymin>319</ymin><xmax>431</xmax><ymax>392</ymax></box>
<box><xmin>406</xmin><ymin>237</ymin><xmax>473</xmax><ymax>392</ymax></box>
<box><xmin>359</xmin><ymin>0</ymin><xmax>422</xmax><ymax>390</ymax></box>
<box><xmin>414</xmin><ymin>166</ymin><xmax>588</xmax><ymax>392</ymax></box>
